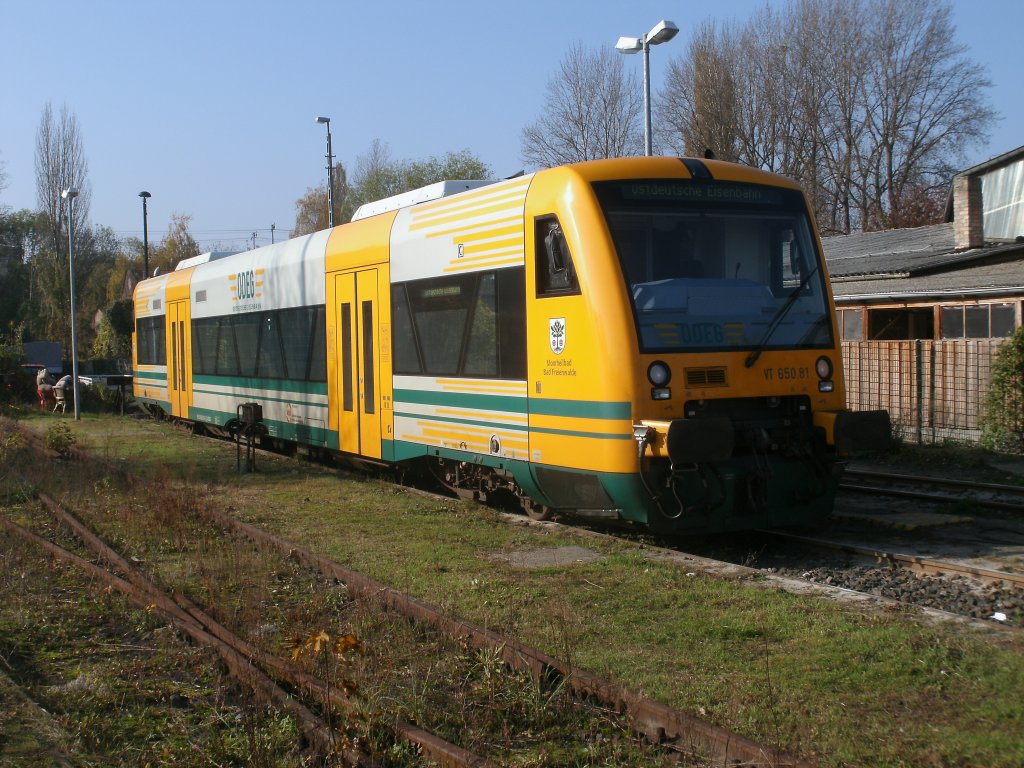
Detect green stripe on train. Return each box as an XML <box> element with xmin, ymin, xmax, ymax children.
<box><xmin>192</xmin><ymin>374</ymin><xmax>328</xmax><ymax>396</ymax></box>
<box><xmin>394</xmin><ymin>411</ymin><xmax>627</xmax><ymax>440</ymax></box>
<box><xmin>133</xmin><ymin>371</ymin><xmax>167</xmax><ymax>382</ymax></box>
<box><xmin>393</xmin><ymin>389</ymin><xmax>630</xmax><ymax>419</ymax></box>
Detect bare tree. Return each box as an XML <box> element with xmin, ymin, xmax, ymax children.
<box><xmin>32</xmin><ymin>103</ymin><xmax>101</xmax><ymax>351</ymax></box>
<box><xmin>661</xmin><ymin>21</ymin><xmax>742</xmax><ymax>162</ymax></box>
<box><xmin>658</xmin><ymin>0</ymin><xmax>995</xmax><ymax>233</ymax></box>
<box><xmin>35</xmin><ymin>103</ymin><xmax>90</xmax><ymax>254</ymax></box>
<box><xmin>0</xmin><ymin>152</ymin><xmax>8</xmax><ymax>211</ymax></box>
<box><xmin>521</xmin><ymin>44</ymin><xmax>644</xmax><ymax>167</ymax></box>
<box><xmin>858</xmin><ymin>0</ymin><xmax>995</xmax><ymax>230</ymax></box>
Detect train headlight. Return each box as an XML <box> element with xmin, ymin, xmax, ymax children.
<box><xmin>815</xmin><ymin>356</ymin><xmax>833</xmax><ymax>380</ymax></box>
<box><xmin>816</xmin><ymin>355</ymin><xmax>834</xmax><ymax>392</ymax></box>
<box><xmin>647</xmin><ymin>361</ymin><xmax>672</xmax><ymax>387</ymax></box>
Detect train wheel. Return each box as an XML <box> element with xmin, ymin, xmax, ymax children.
<box><xmin>523</xmin><ymin>500</ymin><xmax>553</xmax><ymax>521</ymax></box>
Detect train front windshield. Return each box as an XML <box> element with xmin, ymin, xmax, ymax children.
<box><xmin>594</xmin><ymin>179</ymin><xmax>833</xmax><ymax>354</ymax></box>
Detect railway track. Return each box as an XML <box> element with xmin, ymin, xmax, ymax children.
<box><xmin>2</xmin><ymin>489</ymin><xmax>493</xmax><ymax>768</ymax></box>
<box><xmin>840</xmin><ymin>466</ymin><xmax>1024</xmax><ymax>513</ymax></box>
<box><xmin>1</xmin><ymin>418</ymin><xmax>808</xmax><ymax>768</ymax></box>
<box><xmin>761</xmin><ymin>529</ymin><xmax>1024</xmax><ymax>591</ymax></box>
<box><xmin>586</xmin><ymin>520</ymin><xmax>1024</xmax><ymax>629</ymax></box>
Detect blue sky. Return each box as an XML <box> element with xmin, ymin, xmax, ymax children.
<box><xmin>1</xmin><ymin>1</ymin><xmax>1020</xmax><ymax>252</ymax></box>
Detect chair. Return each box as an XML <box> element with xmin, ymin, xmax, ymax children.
<box><xmin>53</xmin><ymin>387</ymin><xmax>67</xmax><ymax>414</ymax></box>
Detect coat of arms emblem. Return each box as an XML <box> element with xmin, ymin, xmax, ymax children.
<box><xmin>549</xmin><ymin>318</ymin><xmax>566</xmax><ymax>355</ymax></box>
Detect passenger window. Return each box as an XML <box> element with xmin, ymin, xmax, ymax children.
<box><xmin>256</xmin><ymin>313</ymin><xmax>287</xmax><ymax>378</ymax></box>
<box><xmin>464</xmin><ymin>274</ymin><xmax>498</xmax><ymax>376</ymax></box>
<box><xmin>535</xmin><ymin>216</ymin><xmax>580</xmax><ymax>297</ymax></box>
<box><xmin>391</xmin><ymin>285</ymin><xmax>422</xmax><ymax>375</ymax></box>
<box><xmin>392</xmin><ymin>268</ymin><xmax>526</xmax><ymax>379</ymax></box>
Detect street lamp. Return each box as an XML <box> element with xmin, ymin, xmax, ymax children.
<box><xmin>315</xmin><ymin>116</ymin><xmax>335</xmax><ymax>228</ymax></box>
<box><xmin>616</xmin><ymin>19</ymin><xmax>679</xmax><ymax>156</ymax></box>
<box><xmin>62</xmin><ymin>186</ymin><xmax>81</xmax><ymax>420</ymax></box>
<box><xmin>138</xmin><ymin>191</ymin><xmax>151</xmax><ymax>279</ymax></box>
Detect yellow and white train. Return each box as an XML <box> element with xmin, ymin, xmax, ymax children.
<box><xmin>133</xmin><ymin>156</ymin><xmax>887</xmax><ymax>533</ymax></box>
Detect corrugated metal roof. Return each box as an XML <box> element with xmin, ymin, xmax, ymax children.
<box><xmin>821</xmin><ymin>221</ymin><xmax>1024</xmax><ymax>303</ymax></box>
<box><xmin>830</xmin><ymin>255</ymin><xmax>1024</xmax><ymax>302</ymax></box>
<box><xmin>822</xmin><ymin>223</ymin><xmax>955</xmax><ymax>277</ymax></box>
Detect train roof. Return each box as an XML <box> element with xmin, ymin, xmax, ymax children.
<box><xmin>174</xmin><ymin>251</ymin><xmax>240</xmax><ymax>271</ymax></box>
<box><xmin>351</xmin><ymin>179</ymin><xmax>497</xmax><ymax>221</ymax></box>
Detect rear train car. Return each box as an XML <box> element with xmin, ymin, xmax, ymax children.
<box><xmin>133</xmin><ymin>156</ymin><xmax>887</xmax><ymax>533</ymax></box>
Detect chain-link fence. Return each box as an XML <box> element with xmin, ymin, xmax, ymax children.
<box><xmin>841</xmin><ymin>339</ymin><xmax>1004</xmax><ymax>444</ymax></box>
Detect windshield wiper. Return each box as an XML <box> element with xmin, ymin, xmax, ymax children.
<box><xmin>744</xmin><ymin>266</ymin><xmax>820</xmax><ymax>368</ymax></box>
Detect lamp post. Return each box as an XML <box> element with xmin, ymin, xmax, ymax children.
<box><xmin>138</xmin><ymin>191</ymin><xmax>151</xmax><ymax>279</ymax></box>
<box><xmin>62</xmin><ymin>187</ymin><xmax>81</xmax><ymax>420</ymax></box>
<box><xmin>315</xmin><ymin>116</ymin><xmax>335</xmax><ymax>228</ymax></box>
<box><xmin>615</xmin><ymin>19</ymin><xmax>679</xmax><ymax>156</ymax></box>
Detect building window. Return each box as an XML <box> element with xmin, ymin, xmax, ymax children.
<box><xmin>940</xmin><ymin>303</ymin><xmax>1017</xmax><ymax>339</ymax></box>
<box><xmin>991</xmin><ymin>304</ymin><xmax>1016</xmax><ymax>337</ymax></box>
<box><xmin>868</xmin><ymin>308</ymin><xmax>933</xmax><ymax>340</ymax></box>
<box><xmin>837</xmin><ymin>308</ymin><xmax>864</xmax><ymax>340</ymax></box>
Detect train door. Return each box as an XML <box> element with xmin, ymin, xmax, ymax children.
<box><xmin>166</xmin><ymin>300</ymin><xmax>191</xmax><ymax>417</ymax></box>
<box><xmin>335</xmin><ymin>269</ymin><xmax>381</xmax><ymax>458</ymax></box>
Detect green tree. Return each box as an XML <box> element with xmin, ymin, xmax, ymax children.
<box><xmin>981</xmin><ymin>327</ymin><xmax>1024</xmax><ymax>454</ymax></box>
<box><xmin>402</xmin><ymin>149</ymin><xmax>491</xmax><ymax>190</ymax></box>
<box><xmin>149</xmin><ymin>214</ymin><xmax>200</xmax><ymax>274</ymax></box>
<box><xmin>340</xmin><ymin>141</ymin><xmax>490</xmax><ymax>221</ymax></box>
<box><xmin>105</xmin><ymin>249</ymin><xmax>142</xmax><ymax>304</ymax></box>
<box><xmin>0</xmin><ymin>209</ymin><xmax>39</xmax><ymax>331</ymax></box>
<box><xmin>92</xmin><ymin>298</ymin><xmax>133</xmax><ymax>360</ymax></box>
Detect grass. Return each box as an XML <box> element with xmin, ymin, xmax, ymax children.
<box><xmin>4</xmin><ymin>410</ymin><xmax>1024</xmax><ymax>766</ymax></box>
<box><xmin>0</xmin><ymin>502</ymin><xmax>305</xmax><ymax>767</ymax></box>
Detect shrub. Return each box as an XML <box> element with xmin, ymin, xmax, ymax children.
<box><xmin>981</xmin><ymin>326</ymin><xmax>1024</xmax><ymax>454</ymax></box>
<box><xmin>79</xmin><ymin>382</ymin><xmax>121</xmax><ymax>413</ymax></box>
<box><xmin>44</xmin><ymin>421</ymin><xmax>76</xmax><ymax>457</ymax></box>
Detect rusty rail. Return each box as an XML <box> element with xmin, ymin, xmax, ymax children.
<box><xmin>11</xmin><ymin>491</ymin><xmax>498</xmax><ymax>768</ymax></box>
<box><xmin>202</xmin><ymin>505</ymin><xmax>810</xmax><ymax>767</ymax></box>
<box><xmin>0</xmin><ymin>514</ymin><xmax>358</xmax><ymax>763</ymax></box>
